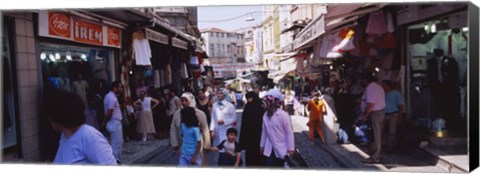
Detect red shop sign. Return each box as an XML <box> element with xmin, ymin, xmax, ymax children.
<box><xmin>48</xmin><ymin>12</ymin><xmax>71</xmax><ymax>39</ymax></box>
<box><xmin>39</xmin><ymin>11</ymin><xmax>121</xmax><ymax>48</ymax></box>
<box><xmin>107</xmin><ymin>26</ymin><xmax>121</xmax><ymax>47</ymax></box>
<box><xmin>73</xmin><ymin>19</ymin><xmax>103</xmax><ymax>46</ymax></box>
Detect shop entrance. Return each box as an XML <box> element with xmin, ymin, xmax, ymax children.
<box><xmin>405</xmin><ymin>10</ymin><xmax>468</xmax><ymax>136</ymax></box>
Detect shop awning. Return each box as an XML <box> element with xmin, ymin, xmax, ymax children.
<box><xmin>270</xmin><ymin>58</ymin><xmax>297</xmax><ymax>84</ymax></box>
<box><xmin>293</xmin><ymin>3</ymin><xmax>388</xmax><ymax>51</ymax></box>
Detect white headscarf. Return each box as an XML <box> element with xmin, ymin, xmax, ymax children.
<box><xmin>180</xmin><ymin>92</ymin><xmax>196</xmax><ymax>108</ymax></box>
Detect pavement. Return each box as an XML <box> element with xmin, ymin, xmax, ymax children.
<box><xmin>119</xmin><ymin>111</ymin><xmax>466</xmax><ymax>173</ymax></box>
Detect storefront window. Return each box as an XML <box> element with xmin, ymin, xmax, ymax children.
<box><xmin>39</xmin><ymin>43</ymin><xmax>115</xmax><ymax>101</ymax></box>
<box><xmin>406</xmin><ymin>11</ymin><xmax>468</xmax><ymax>135</ymax></box>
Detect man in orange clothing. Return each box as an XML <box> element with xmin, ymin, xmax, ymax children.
<box><xmin>307</xmin><ymin>91</ymin><xmax>326</xmax><ymax>145</ymax></box>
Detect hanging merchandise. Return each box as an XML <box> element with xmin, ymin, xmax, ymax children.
<box><xmin>154</xmin><ymin>69</ymin><xmax>161</xmax><ymax>88</ymax></box>
<box><xmin>180</xmin><ymin>62</ymin><xmax>189</xmax><ymax>79</ymax></box>
<box><xmin>368</xmin><ymin>48</ymin><xmax>378</xmax><ymax>57</ymax></box>
<box><xmin>364</xmin><ymin>57</ymin><xmax>373</xmax><ymax>69</ymax></box>
<box><xmin>166</xmin><ymin>65</ymin><xmax>173</xmax><ymax>84</ymax></box>
<box><xmin>381</xmin><ymin>52</ymin><xmax>394</xmax><ymax>70</ymax></box>
<box><xmin>319</xmin><ymin>35</ymin><xmax>342</xmax><ymax>58</ymax></box>
<box><xmin>386</xmin><ymin>12</ymin><xmax>395</xmax><ymax>33</ymax></box>
<box><xmin>144</xmin><ymin>67</ymin><xmax>154</xmax><ymax>77</ymax></box>
<box><xmin>132</xmin><ymin>31</ymin><xmax>152</xmax><ymax>66</ymax></box>
<box><xmin>333</xmin><ymin>28</ymin><xmax>356</xmax><ymax>52</ymax></box>
<box><xmin>196</xmin><ymin>52</ymin><xmax>204</xmax><ymax>64</ymax></box>
<box><xmin>379</xmin><ymin>32</ymin><xmax>397</xmax><ymax>49</ymax></box>
<box><xmin>365</xmin><ymin>10</ymin><xmax>388</xmax><ymax>36</ymax></box>
<box><xmin>190</xmin><ymin>55</ymin><xmax>199</xmax><ymax>65</ymax></box>
<box><xmin>359</xmin><ymin>40</ymin><xmax>374</xmax><ymax>57</ymax></box>
<box><xmin>159</xmin><ymin>68</ymin><xmax>166</xmax><ymax>87</ymax></box>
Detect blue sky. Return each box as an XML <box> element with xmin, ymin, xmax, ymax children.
<box><xmin>198</xmin><ymin>5</ymin><xmax>264</xmax><ymax>32</ymax></box>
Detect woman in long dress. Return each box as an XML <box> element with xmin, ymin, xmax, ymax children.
<box><xmin>239</xmin><ymin>91</ymin><xmax>266</xmax><ymax>166</ymax></box>
<box><xmin>134</xmin><ymin>90</ymin><xmax>159</xmax><ymax>141</ymax></box>
<box><xmin>210</xmin><ymin>88</ymin><xmax>237</xmax><ymax>147</ymax></box>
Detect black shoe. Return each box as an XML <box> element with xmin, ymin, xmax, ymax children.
<box><xmin>117</xmin><ymin>160</ymin><xmax>122</xmax><ymax>165</ymax></box>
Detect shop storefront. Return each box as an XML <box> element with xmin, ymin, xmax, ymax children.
<box><xmin>35</xmin><ymin>11</ymin><xmax>124</xmax><ymax>161</ymax></box>
<box><xmin>398</xmin><ymin>4</ymin><xmax>468</xmax><ymax>136</ymax></box>
<box><xmin>37</xmin><ymin>11</ymin><xmax>121</xmax><ymax>96</ymax></box>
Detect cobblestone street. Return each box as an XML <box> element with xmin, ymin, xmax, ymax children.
<box><xmin>120</xmin><ymin>112</ymin><xmax>451</xmax><ymax>172</ymax></box>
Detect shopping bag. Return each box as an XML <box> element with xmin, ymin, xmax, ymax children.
<box><xmin>284</xmin><ymin>149</ymin><xmax>307</xmax><ymax>168</ymax></box>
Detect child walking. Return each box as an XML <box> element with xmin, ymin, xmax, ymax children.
<box><xmin>179</xmin><ymin>107</ymin><xmax>202</xmax><ymax>166</ymax></box>
<box><xmin>210</xmin><ymin>128</ymin><xmax>243</xmax><ymax>167</ymax></box>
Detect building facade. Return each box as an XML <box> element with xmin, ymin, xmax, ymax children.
<box><xmin>154</xmin><ymin>7</ymin><xmax>201</xmax><ymax>38</ymax></box>
<box><xmin>201</xmin><ymin>28</ymin><xmax>245</xmax><ymax>79</ymax></box>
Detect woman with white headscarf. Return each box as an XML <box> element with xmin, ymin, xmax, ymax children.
<box><xmin>210</xmin><ymin>88</ymin><xmax>237</xmax><ymax>147</ymax></box>
<box><xmin>170</xmin><ymin>92</ymin><xmax>211</xmax><ymax>166</ymax></box>
<box><xmin>260</xmin><ymin>88</ymin><xmax>295</xmax><ymax>167</ymax></box>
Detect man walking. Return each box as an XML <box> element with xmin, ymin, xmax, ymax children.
<box><xmin>102</xmin><ymin>81</ymin><xmax>125</xmax><ymax>163</ymax></box>
<box><xmin>381</xmin><ymin>80</ymin><xmax>404</xmax><ymax>153</ymax></box>
<box><xmin>359</xmin><ymin>73</ymin><xmax>385</xmax><ymax>164</ymax></box>
<box><xmin>260</xmin><ymin>89</ymin><xmax>295</xmax><ymax>167</ymax></box>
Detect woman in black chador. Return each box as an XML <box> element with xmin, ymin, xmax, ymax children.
<box><xmin>239</xmin><ymin>92</ymin><xmax>266</xmax><ymax>167</ymax></box>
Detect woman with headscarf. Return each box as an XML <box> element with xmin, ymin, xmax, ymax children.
<box><xmin>210</xmin><ymin>88</ymin><xmax>237</xmax><ymax>149</ymax></box>
<box><xmin>170</xmin><ymin>92</ymin><xmax>211</xmax><ymax>166</ymax></box>
<box><xmin>239</xmin><ymin>92</ymin><xmax>266</xmax><ymax>167</ymax></box>
<box><xmin>260</xmin><ymin>89</ymin><xmax>295</xmax><ymax>167</ymax></box>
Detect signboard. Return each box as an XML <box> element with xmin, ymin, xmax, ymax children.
<box><xmin>107</xmin><ymin>26</ymin><xmax>121</xmax><ymax>47</ymax></box>
<box><xmin>48</xmin><ymin>12</ymin><xmax>71</xmax><ymax>39</ymax></box>
<box><xmin>293</xmin><ymin>13</ymin><xmax>325</xmax><ymax>50</ymax></box>
<box><xmin>212</xmin><ymin>63</ymin><xmax>255</xmax><ymax>71</ymax></box>
<box><xmin>73</xmin><ymin>19</ymin><xmax>103</xmax><ymax>46</ymax></box>
<box><xmin>172</xmin><ymin>37</ymin><xmax>188</xmax><ymax>50</ymax></box>
<box><xmin>145</xmin><ymin>28</ymin><xmax>168</xmax><ymax>45</ymax></box>
<box><xmin>39</xmin><ymin>11</ymin><xmax>121</xmax><ymax>48</ymax></box>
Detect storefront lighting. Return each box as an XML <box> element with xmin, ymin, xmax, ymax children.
<box><xmin>431</xmin><ymin>23</ymin><xmax>437</xmax><ymax>33</ymax></box>
<box><xmin>375</xmin><ymin>67</ymin><xmax>380</xmax><ymax>72</ymax></box>
<box><xmin>49</xmin><ymin>54</ymin><xmax>56</xmax><ymax>62</ymax></box>
<box><xmin>66</xmin><ymin>52</ymin><xmax>72</xmax><ymax>61</ymax></box>
<box><xmin>330</xmin><ymin>65</ymin><xmax>334</xmax><ymax>70</ymax></box>
<box><xmin>81</xmin><ymin>54</ymin><xmax>87</xmax><ymax>61</ymax></box>
<box><xmin>129</xmin><ymin>70</ymin><xmax>133</xmax><ymax>75</ymax></box>
<box><xmin>463</xmin><ymin>27</ymin><xmax>469</xmax><ymax>32</ymax></box>
<box><xmin>55</xmin><ymin>53</ymin><xmax>61</xmax><ymax>60</ymax></box>
<box><xmin>424</xmin><ymin>24</ymin><xmax>429</xmax><ymax>31</ymax></box>
<box><xmin>40</xmin><ymin>53</ymin><xmax>46</xmax><ymax>60</ymax></box>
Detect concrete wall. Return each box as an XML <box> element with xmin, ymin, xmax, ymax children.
<box><xmin>5</xmin><ymin>12</ymin><xmax>41</xmax><ymax>162</ymax></box>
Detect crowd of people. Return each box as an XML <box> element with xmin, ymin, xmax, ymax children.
<box><xmin>43</xmin><ymin>71</ymin><xmax>404</xmax><ymax>167</ymax></box>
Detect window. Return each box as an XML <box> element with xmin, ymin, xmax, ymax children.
<box><xmin>217</xmin><ymin>33</ymin><xmax>220</xmax><ymax>37</ymax></box>
<box><xmin>222</xmin><ymin>44</ymin><xmax>225</xmax><ymax>55</ymax></box>
<box><xmin>210</xmin><ymin>44</ymin><xmax>215</xmax><ymax>56</ymax></box>
<box><xmin>227</xmin><ymin>44</ymin><xmax>230</xmax><ymax>54</ymax></box>
<box><xmin>217</xmin><ymin>44</ymin><xmax>221</xmax><ymax>56</ymax></box>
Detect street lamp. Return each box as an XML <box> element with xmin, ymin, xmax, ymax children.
<box><xmin>245</xmin><ymin>14</ymin><xmax>255</xmax><ymax>22</ymax></box>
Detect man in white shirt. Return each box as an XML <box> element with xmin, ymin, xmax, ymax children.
<box><xmin>102</xmin><ymin>81</ymin><xmax>125</xmax><ymax>163</ymax></box>
<box><xmin>260</xmin><ymin>89</ymin><xmax>295</xmax><ymax>167</ymax></box>
<box><xmin>359</xmin><ymin>73</ymin><xmax>386</xmax><ymax>164</ymax></box>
